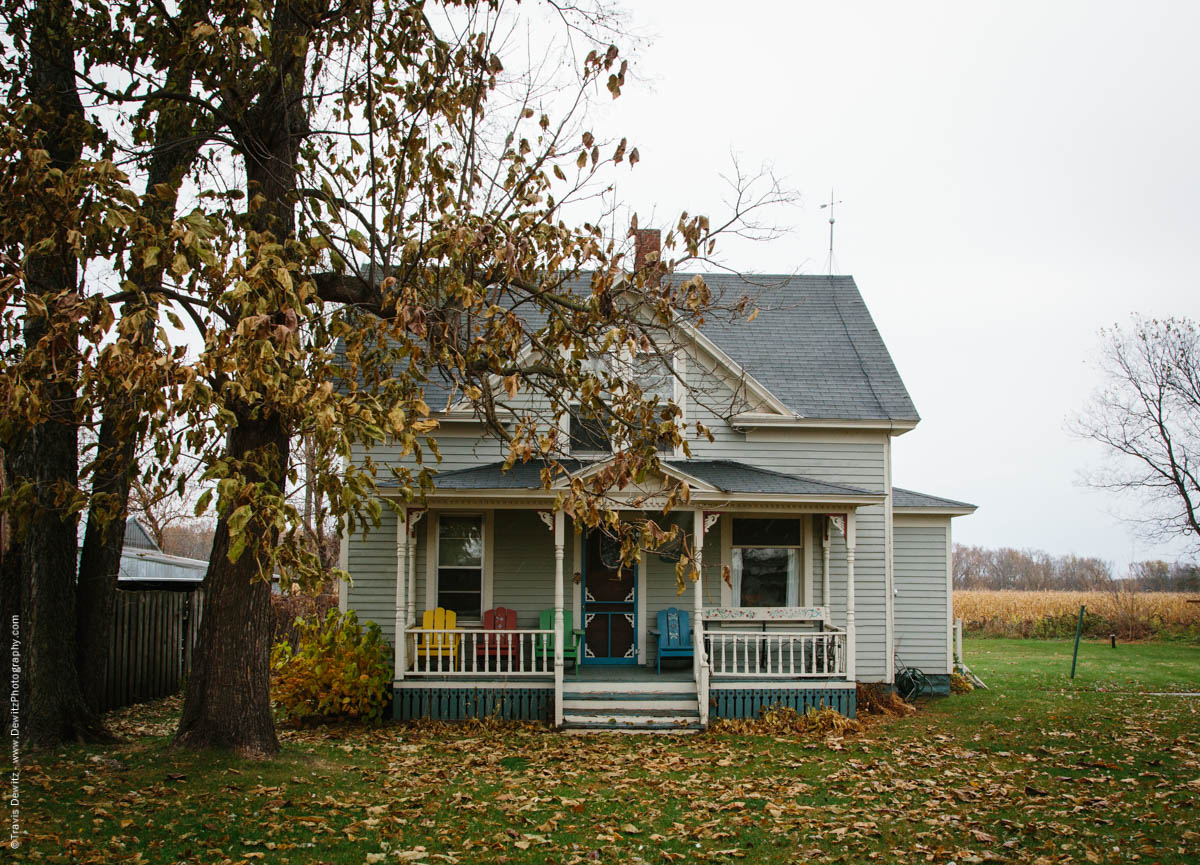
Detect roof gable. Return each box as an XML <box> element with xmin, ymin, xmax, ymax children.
<box><xmin>339</xmin><ymin>272</ymin><xmax>920</xmax><ymax>425</ymax></box>
<box><xmin>694</xmin><ymin>275</ymin><xmax>919</xmax><ymax>423</ymax></box>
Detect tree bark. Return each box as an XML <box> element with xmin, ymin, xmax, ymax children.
<box><xmin>75</xmin><ymin>54</ymin><xmax>205</xmax><ymax>714</ymax></box>
<box><xmin>1</xmin><ymin>448</ymin><xmax>25</xmax><ymax>740</ymax></box>
<box><xmin>174</xmin><ymin>413</ymin><xmax>288</xmax><ymax>756</ymax></box>
<box><xmin>174</xmin><ymin>0</ymin><xmax>314</xmax><ymax>756</ymax></box>
<box><xmin>75</xmin><ymin>409</ymin><xmax>138</xmax><ymax>713</ymax></box>
<box><xmin>14</xmin><ymin>0</ymin><xmax>109</xmax><ymax>750</ymax></box>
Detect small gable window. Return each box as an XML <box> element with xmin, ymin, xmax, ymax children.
<box><xmin>565</xmin><ymin>349</ymin><xmax>679</xmax><ymax>458</ymax></box>
<box><xmin>568</xmin><ymin>407</ymin><xmax>613</xmax><ymax>455</ymax></box>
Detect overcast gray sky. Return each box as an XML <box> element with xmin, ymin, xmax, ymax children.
<box><xmin>592</xmin><ymin>1</ymin><xmax>1200</xmax><ymax>569</ymax></box>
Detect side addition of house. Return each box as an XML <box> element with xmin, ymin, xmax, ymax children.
<box><xmin>342</xmin><ymin>245</ymin><xmax>976</xmax><ymax>730</ymax></box>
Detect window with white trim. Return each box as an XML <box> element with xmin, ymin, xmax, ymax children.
<box><xmin>730</xmin><ymin>518</ymin><xmax>801</xmax><ymax>607</ymax></box>
<box><xmin>436</xmin><ymin>514</ymin><xmax>483</xmax><ymax>619</ymax></box>
<box><xmin>566</xmin><ymin>350</ymin><xmax>678</xmax><ymax>457</ymax></box>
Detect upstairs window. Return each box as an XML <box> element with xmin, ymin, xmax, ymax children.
<box><xmin>565</xmin><ymin>349</ymin><xmax>678</xmax><ymax>457</ymax></box>
<box><xmin>568</xmin><ymin>407</ymin><xmax>612</xmax><ymax>455</ymax></box>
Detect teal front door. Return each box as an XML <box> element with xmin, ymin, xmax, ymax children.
<box><xmin>582</xmin><ymin>530</ymin><xmax>637</xmax><ymax>664</ymax></box>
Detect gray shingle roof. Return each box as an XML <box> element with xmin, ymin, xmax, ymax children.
<box><xmin>668</xmin><ymin>460</ymin><xmax>877</xmax><ymax>497</ymax></box>
<box><xmin>337</xmin><ymin>272</ymin><xmax>919</xmax><ymax>423</ymax></box>
<box><xmin>432</xmin><ymin>459</ymin><xmax>879</xmax><ymax>498</ymax></box>
<box><xmin>431</xmin><ymin>460</ymin><xmax>583</xmax><ymax>489</ymax></box>
<box><xmin>693</xmin><ymin>274</ymin><xmax>918</xmax><ymax>422</ymax></box>
<box><xmin>892</xmin><ymin>487</ymin><xmax>977</xmax><ymax>511</ymax></box>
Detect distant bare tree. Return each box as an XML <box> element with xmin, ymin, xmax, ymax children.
<box><xmin>1074</xmin><ymin>317</ymin><xmax>1200</xmax><ymax>551</ymax></box>
<box><xmin>1127</xmin><ymin>559</ymin><xmax>1200</xmax><ymax>592</ymax></box>
<box><xmin>129</xmin><ymin>480</ymin><xmax>194</xmax><ymax>552</ymax></box>
<box><xmin>953</xmin><ymin>544</ymin><xmax>1111</xmax><ymax>590</ymax></box>
<box><xmin>128</xmin><ymin>476</ymin><xmax>217</xmax><ymax>560</ymax></box>
<box><xmin>160</xmin><ymin>523</ymin><xmax>216</xmax><ymax>561</ymax></box>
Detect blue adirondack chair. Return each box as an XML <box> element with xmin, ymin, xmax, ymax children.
<box><xmin>535</xmin><ymin>609</ymin><xmax>582</xmax><ymax>676</ymax></box>
<box><xmin>657</xmin><ymin>607</ymin><xmax>694</xmax><ymax>674</ymax></box>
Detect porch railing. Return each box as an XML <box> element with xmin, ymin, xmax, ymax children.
<box><xmin>403</xmin><ymin>627</ymin><xmax>555</xmax><ymax>676</ymax></box>
<box><xmin>706</xmin><ymin>630</ymin><xmax>847</xmax><ymax>678</ymax></box>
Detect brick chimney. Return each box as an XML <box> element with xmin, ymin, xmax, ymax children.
<box><xmin>632</xmin><ymin>228</ymin><xmax>661</xmax><ymax>285</ymax></box>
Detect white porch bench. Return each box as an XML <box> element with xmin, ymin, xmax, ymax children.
<box><xmin>702</xmin><ymin>607</ymin><xmax>847</xmax><ymax>678</ymax></box>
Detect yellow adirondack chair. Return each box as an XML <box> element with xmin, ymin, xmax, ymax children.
<box><xmin>414</xmin><ymin>607</ymin><xmax>460</xmax><ymax>671</ymax></box>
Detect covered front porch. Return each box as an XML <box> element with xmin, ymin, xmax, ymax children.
<box><xmin>385</xmin><ymin>459</ymin><xmax>879</xmax><ymax>729</ymax></box>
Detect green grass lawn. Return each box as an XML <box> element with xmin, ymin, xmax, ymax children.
<box><xmin>12</xmin><ymin>638</ymin><xmax>1200</xmax><ymax>864</ymax></box>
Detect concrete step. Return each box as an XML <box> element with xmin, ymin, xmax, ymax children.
<box><xmin>562</xmin><ymin>726</ymin><xmax>702</xmax><ymax>736</ymax></box>
<box><xmin>562</xmin><ymin>713</ymin><xmax>702</xmax><ymax>729</ymax></box>
<box><xmin>562</xmin><ymin>698</ymin><xmax>698</xmax><ymax>712</ymax></box>
<box><xmin>565</xmin><ymin>679</ymin><xmax>696</xmax><ymax>695</ymax></box>
<box><xmin>563</xmin><ymin>704</ymin><xmax>699</xmax><ymax>717</ymax></box>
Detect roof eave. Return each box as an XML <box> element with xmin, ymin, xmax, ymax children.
<box><xmin>734</xmin><ymin>414</ymin><xmax>919</xmax><ymax>434</ymax></box>
<box><xmin>894</xmin><ymin>505</ymin><xmax>977</xmax><ymax>517</ymax></box>
<box><xmin>379</xmin><ymin>488</ymin><xmax>885</xmax><ymax>507</ymax></box>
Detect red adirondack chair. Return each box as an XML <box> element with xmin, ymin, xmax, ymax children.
<box><xmin>477</xmin><ymin>606</ymin><xmax>519</xmax><ymax>668</ymax></box>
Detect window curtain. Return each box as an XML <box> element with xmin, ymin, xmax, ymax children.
<box><xmin>730</xmin><ymin>547</ymin><xmax>800</xmax><ymax>606</ymax></box>
<box><xmin>731</xmin><ymin>548</ymin><xmax>743</xmax><ymax>604</ymax></box>
<box><xmin>786</xmin><ymin>548</ymin><xmax>799</xmax><ymax>607</ymax></box>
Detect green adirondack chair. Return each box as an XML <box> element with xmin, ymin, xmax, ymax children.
<box><xmin>535</xmin><ymin>608</ymin><xmax>582</xmax><ymax>675</ymax></box>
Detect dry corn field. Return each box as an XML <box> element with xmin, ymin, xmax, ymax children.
<box><xmin>954</xmin><ymin>589</ymin><xmax>1200</xmax><ymax>641</ymax></box>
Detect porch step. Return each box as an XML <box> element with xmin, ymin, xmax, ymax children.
<box><xmin>562</xmin><ymin>716</ymin><xmax>703</xmax><ymax>731</ymax></box>
<box><xmin>564</xmin><ymin>679</ymin><xmax>696</xmax><ymax>695</ymax></box>
<box><xmin>562</xmin><ymin>697</ymin><xmax>698</xmax><ymax>712</ymax></box>
<box><xmin>560</xmin><ymin>685</ymin><xmax>701</xmax><ymax>732</ymax></box>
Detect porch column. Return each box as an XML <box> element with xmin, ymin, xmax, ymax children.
<box><xmin>821</xmin><ymin>518</ymin><xmax>831</xmax><ymax>610</ymax></box>
<box><xmin>845</xmin><ymin>510</ymin><xmax>857</xmax><ymax>682</ymax></box>
<box><xmin>408</xmin><ymin>511</ymin><xmax>424</xmax><ymax>628</ymax></box>
<box><xmin>693</xmin><ymin>509</ymin><xmax>709</xmax><ymax>727</ymax></box>
<box><xmin>553</xmin><ymin>510</ymin><xmax>565</xmax><ymax>727</ymax></box>
<box><xmin>395</xmin><ymin>509</ymin><xmax>408</xmax><ymax>681</ymax></box>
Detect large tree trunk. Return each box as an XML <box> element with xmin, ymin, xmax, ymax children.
<box><xmin>75</xmin><ymin>410</ymin><xmax>138</xmax><ymax>713</ymax></box>
<box><xmin>14</xmin><ymin>0</ymin><xmax>109</xmax><ymax>750</ymax></box>
<box><xmin>173</xmin><ymin>0</ymin><xmax>314</xmax><ymax>756</ymax></box>
<box><xmin>76</xmin><ymin>54</ymin><xmax>204</xmax><ymax>713</ymax></box>
<box><xmin>174</xmin><ymin>414</ymin><xmax>289</xmax><ymax>756</ymax></box>
<box><xmin>1</xmin><ymin>449</ymin><xmax>25</xmax><ymax>739</ymax></box>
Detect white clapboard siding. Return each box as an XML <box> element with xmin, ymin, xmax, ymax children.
<box><xmin>893</xmin><ymin>516</ymin><xmax>952</xmax><ymax>675</ymax></box>
<box><xmin>346</xmin><ymin>346</ymin><xmax>894</xmax><ymax>682</ymax></box>
<box><xmin>344</xmin><ymin>507</ymin><xmax>399</xmax><ymax>643</ymax></box>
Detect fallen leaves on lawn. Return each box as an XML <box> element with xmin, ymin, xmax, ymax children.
<box><xmin>709</xmin><ymin>705</ymin><xmax>861</xmax><ymax>738</ymax></box>
<box><xmin>856</xmin><ymin>682</ymin><xmax>917</xmax><ymax>716</ymax></box>
<box><xmin>21</xmin><ymin>685</ymin><xmax>1200</xmax><ymax>865</ymax></box>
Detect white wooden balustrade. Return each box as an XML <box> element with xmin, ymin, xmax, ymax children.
<box><xmin>706</xmin><ymin>630</ymin><xmax>847</xmax><ymax>678</ymax></box>
<box><xmin>403</xmin><ymin>627</ymin><xmax>556</xmax><ymax>676</ymax></box>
